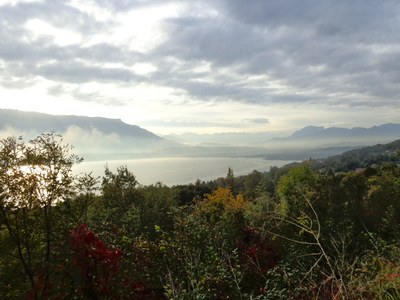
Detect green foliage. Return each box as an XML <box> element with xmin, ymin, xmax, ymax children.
<box><xmin>158</xmin><ymin>188</ymin><xmax>248</xmax><ymax>299</ymax></box>
<box><xmin>0</xmin><ymin>133</ymin><xmax>83</xmax><ymax>298</ymax></box>
<box><xmin>255</xmin><ymin>159</ymin><xmax>400</xmax><ymax>299</ymax></box>
<box><xmin>276</xmin><ymin>162</ymin><xmax>318</xmax><ymax>214</ymax></box>
<box><xmin>320</xmin><ymin>139</ymin><xmax>400</xmax><ymax>172</ymax></box>
<box><xmin>1</xmin><ymin>133</ymin><xmax>400</xmax><ymax>299</ymax></box>
<box><xmin>261</xmin><ymin>260</ymin><xmax>310</xmax><ymax>299</ymax></box>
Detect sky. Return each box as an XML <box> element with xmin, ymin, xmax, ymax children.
<box><xmin>0</xmin><ymin>0</ymin><xmax>399</xmax><ymax>135</ymax></box>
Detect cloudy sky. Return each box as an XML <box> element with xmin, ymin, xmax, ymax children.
<box><xmin>0</xmin><ymin>0</ymin><xmax>399</xmax><ymax>135</ymax></box>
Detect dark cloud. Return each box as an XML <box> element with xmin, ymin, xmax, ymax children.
<box><xmin>157</xmin><ymin>17</ymin><xmax>265</xmax><ymax>65</ymax></box>
<box><xmin>147</xmin><ymin>0</ymin><xmax>400</xmax><ymax>107</ymax></box>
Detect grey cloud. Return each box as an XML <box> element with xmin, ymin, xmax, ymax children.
<box><xmin>0</xmin><ymin>55</ymin><xmax>144</xmax><ymax>87</ymax></box>
<box><xmin>220</xmin><ymin>0</ymin><xmax>400</xmax><ymax>40</ymax></box>
<box><xmin>0</xmin><ymin>0</ymin><xmax>107</xmax><ymax>35</ymax></box>
<box><xmin>1</xmin><ymin>0</ymin><xmax>400</xmax><ymax>110</ymax></box>
<box><xmin>0</xmin><ymin>76</ymin><xmax>36</xmax><ymax>89</ymax></box>
<box><xmin>47</xmin><ymin>84</ymin><xmax>127</xmax><ymax>106</ymax></box>
<box><xmin>0</xmin><ymin>0</ymin><xmax>144</xmax><ymax>86</ymax></box>
<box><xmin>94</xmin><ymin>0</ymin><xmax>196</xmax><ymax>12</ymax></box>
<box><xmin>158</xmin><ymin>16</ymin><xmax>267</xmax><ymax>66</ymax></box>
<box><xmin>0</xmin><ymin>36</ymin><xmax>145</xmax><ymax>85</ymax></box>
<box><xmin>0</xmin><ymin>38</ymin><xmax>142</xmax><ymax>69</ymax></box>
<box><xmin>217</xmin><ymin>0</ymin><xmax>319</xmax><ymax>28</ymax></box>
<box><xmin>243</xmin><ymin>118</ymin><xmax>269</xmax><ymax>124</ymax></box>
<box><xmin>36</xmin><ymin>62</ymin><xmax>140</xmax><ymax>83</ymax></box>
<box><xmin>71</xmin><ymin>90</ymin><xmax>128</xmax><ymax>106</ymax></box>
<box><xmin>94</xmin><ymin>0</ymin><xmax>156</xmax><ymax>11</ymax></box>
<box><xmin>146</xmin><ymin>0</ymin><xmax>400</xmax><ymax>108</ymax></box>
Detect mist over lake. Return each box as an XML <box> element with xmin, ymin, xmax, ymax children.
<box><xmin>73</xmin><ymin>157</ymin><xmax>294</xmax><ymax>186</ymax></box>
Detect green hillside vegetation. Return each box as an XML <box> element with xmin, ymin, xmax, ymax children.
<box><xmin>317</xmin><ymin>139</ymin><xmax>400</xmax><ymax>172</ymax></box>
<box><xmin>1</xmin><ymin>134</ymin><xmax>399</xmax><ymax>299</ymax></box>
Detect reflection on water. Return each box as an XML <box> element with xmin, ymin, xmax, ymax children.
<box><xmin>73</xmin><ymin>157</ymin><xmax>294</xmax><ymax>186</ymax></box>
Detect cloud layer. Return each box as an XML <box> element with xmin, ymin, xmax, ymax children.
<box><xmin>0</xmin><ymin>0</ymin><xmax>399</xmax><ymax>134</ymax></box>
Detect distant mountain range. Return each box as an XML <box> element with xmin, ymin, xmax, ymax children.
<box><xmin>289</xmin><ymin>124</ymin><xmax>400</xmax><ymax>139</ymax></box>
<box><xmin>163</xmin><ymin>131</ymin><xmax>288</xmax><ymax>147</ymax></box>
<box><xmin>1</xmin><ymin>109</ymin><xmax>398</xmax><ymax>160</ymax></box>
<box><xmin>164</xmin><ymin>123</ymin><xmax>400</xmax><ymax>153</ymax></box>
<box><xmin>266</xmin><ymin>123</ymin><xmax>400</xmax><ymax>150</ymax></box>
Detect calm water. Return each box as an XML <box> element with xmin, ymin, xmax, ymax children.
<box><xmin>73</xmin><ymin>157</ymin><xmax>294</xmax><ymax>186</ymax></box>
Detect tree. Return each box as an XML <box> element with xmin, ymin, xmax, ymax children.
<box><xmin>226</xmin><ymin>167</ymin><xmax>234</xmax><ymax>189</ymax></box>
<box><xmin>276</xmin><ymin>163</ymin><xmax>317</xmax><ymax>214</ymax></box>
<box><xmin>0</xmin><ymin>133</ymin><xmax>82</xmax><ymax>299</ymax></box>
<box><xmin>160</xmin><ymin>188</ymin><xmax>248</xmax><ymax>299</ymax></box>
<box><xmin>243</xmin><ymin>170</ymin><xmax>264</xmax><ymax>200</ymax></box>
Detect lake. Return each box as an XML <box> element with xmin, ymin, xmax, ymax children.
<box><xmin>73</xmin><ymin>157</ymin><xmax>294</xmax><ymax>186</ymax></box>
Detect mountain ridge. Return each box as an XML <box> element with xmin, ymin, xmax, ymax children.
<box><xmin>1</xmin><ymin>109</ymin><xmax>398</xmax><ymax>159</ymax></box>
<box><xmin>288</xmin><ymin>123</ymin><xmax>400</xmax><ymax>139</ymax></box>
<box><xmin>0</xmin><ymin>109</ymin><xmax>161</xmax><ymax>140</ymax></box>
<box><xmin>265</xmin><ymin>123</ymin><xmax>400</xmax><ymax>150</ymax></box>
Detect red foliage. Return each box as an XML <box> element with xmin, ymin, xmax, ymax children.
<box><xmin>239</xmin><ymin>226</ymin><xmax>279</xmax><ymax>272</ymax></box>
<box><xmin>69</xmin><ymin>224</ymin><xmax>154</xmax><ymax>299</ymax></box>
<box><xmin>70</xmin><ymin>224</ymin><xmax>123</xmax><ymax>297</ymax></box>
<box><xmin>237</xmin><ymin>226</ymin><xmax>279</xmax><ymax>292</ymax></box>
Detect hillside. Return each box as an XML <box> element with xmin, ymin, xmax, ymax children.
<box><xmin>0</xmin><ymin>109</ymin><xmax>168</xmax><ymax>154</ymax></box>
<box><xmin>316</xmin><ymin>139</ymin><xmax>400</xmax><ymax>172</ymax></box>
<box><xmin>0</xmin><ymin>109</ymin><xmax>160</xmax><ymax>139</ymax></box>
<box><xmin>2</xmin><ymin>132</ymin><xmax>399</xmax><ymax>299</ymax></box>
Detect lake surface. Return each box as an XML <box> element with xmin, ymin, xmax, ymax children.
<box><xmin>73</xmin><ymin>157</ymin><xmax>294</xmax><ymax>186</ymax></box>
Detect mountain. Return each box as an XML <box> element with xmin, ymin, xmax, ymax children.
<box><xmin>289</xmin><ymin>126</ymin><xmax>325</xmax><ymax>138</ymax></box>
<box><xmin>0</xmin><ymin>109</ymin><xmax>160</xmax><ymax>139</ymax></box>
<box><xmin>163</xmin><ymin>124</ymin><xmax>400</xmax><ymax>152</ymax></box>
<box><xmin>2</xmin><ymin>109</ymin><xmax>398</xmax><ymax>161</ymax></box>
<box><xmin>0</xmin><ymin>109</ymin><xmax>168</xmax><ymax>154</ymax></box>
<box><xmin>289</xmin><ymin>124</ymin><xmax>400</xmax><ymax>140</ymax></box>
<box><xmin>163</xmin><ymin>124</ymin><xmax>400</xmax><ymax>160</ymax></box>
<box><xmin>266</xmin><ymin>123</ymin><xmax>400</xmax><ymax>150</ymax></box>
<box><xmin>163</xmin><ymin>131</ymin><xmax>288</xmax><ymax>147</ymax></box>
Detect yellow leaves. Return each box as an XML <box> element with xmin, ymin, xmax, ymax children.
<box><xmin>198</xmin><ymin>188</ymin><xmax>247</xmax><ymax>213</ymax></box>
<box><xmin>228</xmin><ymin>193</ymin><xmax>246</xmax><ymax>212</ymax></box>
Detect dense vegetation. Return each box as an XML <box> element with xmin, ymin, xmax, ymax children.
<box><xmin>317</xmin><ymin>139</ymin><xmax>400</xmax><ymax>172</ymax></box>
<box><xmin>1</xmin><ymin>134</ymin><xmax>399</xmax><ymax>299</ymax></box>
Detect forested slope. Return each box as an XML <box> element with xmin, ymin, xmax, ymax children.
<box><xmin>1</xmin><ymin>134</ymin><xmax>399</xmax><ymax>299</ymax></box>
